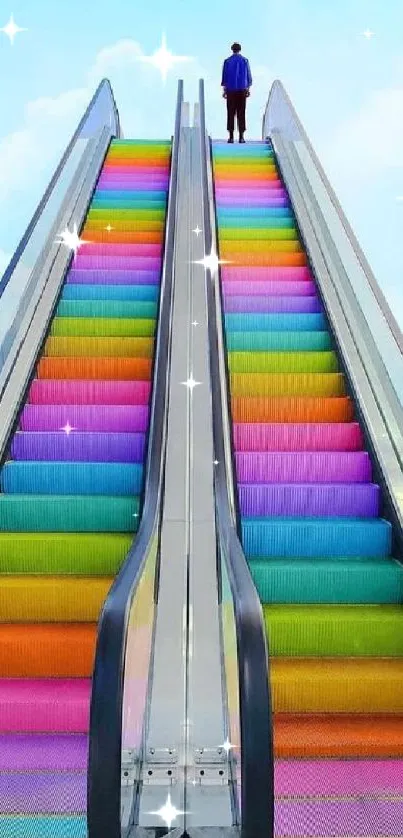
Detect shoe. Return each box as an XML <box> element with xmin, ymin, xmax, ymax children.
<box><xmin>228</xmin><ymin>136</ymin><xmax>234</xmax><ymax>143</ymax></box>
<box><xmin>239</xmin><ymin>136</ymin><xmax>245</xmax><ymax>143</ymax></box>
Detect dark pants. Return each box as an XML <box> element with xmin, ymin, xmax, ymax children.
<box><xmin>226</xmin><ymin>90</ymin><xmax>247</xmax><ymax>135</ymax></box>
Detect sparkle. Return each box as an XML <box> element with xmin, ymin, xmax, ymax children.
<box><xmin>105</xmin><ymin>224</ymin><xmax>114</xmax><ymax>232</ymax></box>
<box><xmin>192</xmin><ymin>320</ymin><xmax>199</xmax><ymax>327</ymax></box>
<box><xmin>1</xmin><ymin>15</ymin><xmax>27</xmax><ymax>45</ymax></box>
<box><xmin>193</xmin><ymin>247</ymin><xmax>230</xmax><ymax>274</ymax></box>
<box><xmin>60</xmin><ymin>422</ymin><xmax>75</xmax><ymax>436</ymax></box>
<box><xmin>138</xmin><ymin>33</ymin><xmax>192</xmax><ymax>84</ymax></box>
<box><xmin>192</xmin><ymin>225</ymin><xmax>202</xmax><ymax>236</ymax></box>
<box><xmin>181</xmin><ymin>374</ymin><xmax>201</xmax><ymax>392</ymax></box>
<box><xmin>214</xmin><ymin>459</ymin><xmax>219</xmax><ymax>466</ymax></box>
<box><xmin>220</xmin><ymin>738</ymin><xmax>233</xmax><ymax>754</ymax></box>
<box><xmin>56</xmin><ymin>224</ymin><xmax>90</xmax><ymax>254</ymax></box>
<box><xmin>363</xmin><ymin>29</ymin><xmax>375</xmax><ymax>39</ymax></box>
<box><xmin>149</xmin><ymin>793</ymin><xmax>183</xmax><ymax>828</ymax></box>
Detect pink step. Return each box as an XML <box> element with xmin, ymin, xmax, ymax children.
<box><xmin>223</xmin><ymin>280</ymin><xmax>317</xmax><ymax>296</ymax></box>
<box><xmin>28</xmin><ymin>379</ymin><xmax>151</xmax><ymax>405</ymax></box>
<box><xmin>0</xmin><ymin>680</ymin><xmax>90</xmax><ymax>733</ymax></box>
<box><xmin>275</xmin><ymin>759</ymin><xmax>403</xmax><ymax>796</ymax></box>
<box><xmin>221</xmin><ymin>267</ymin><xmax>313</xmax><ymax>282</ymax></box>
<box><xmin>233</xmin><ymin>423</ymin><xmax>363</xmax><ymax>452</ymax></box>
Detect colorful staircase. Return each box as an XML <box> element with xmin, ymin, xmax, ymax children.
<box><xmin>212</xmin><ymin>139</ymin><xmax>403</xmax><ymax>837</ymax></box>
<box><xmin>0</xmin><ymin>139</ymin><xmax>171</xmax><ymax>836</ymax></box>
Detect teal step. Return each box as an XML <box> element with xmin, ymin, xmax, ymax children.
<box><xmin>61</xmin><ymin>284</ymin><xmax>159</xmax><ymax>302</ymax></box>
<box><xmin>242</xmin><ymin>517</ymin><xmax>392</xmax><ymax>559</ymax></box>
<box><xmin>2</xmin><ymin>462</ymin><xmax>144</xmax><ymax>496</ymax></box>
<box><xmin>91</xmin><ymin>198</ymin><xmax>167</xmax><ymax>210</ymax></box>
<box><xmin>56</xmin><ymin>299</ymin><xmax>157</xmax><ymax>319</ymax></box>
<box><xmin>226</xmin><ymin>331</ymin><xmax>332</xmax><ymax>352</ymax></box>
<box><xmin>0</xmin><ymin>495</ymin><xmax>140</xmax><ymax>532</ymax></box>
<box><xmin>249</xmin><ymin>558</ymin><xmax>403</xmax><ymax>604</ymax></box>
<box><xmin>0</xmin><ymin>817</ymin><xmax>87</xmax><ymax>838</ymax></box>
<box><xmin>224</xmin><ymin>313</ymin><xmax>327</xmax><ymax>332</ymax></box>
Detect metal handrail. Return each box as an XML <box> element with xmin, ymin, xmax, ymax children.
<box><xmin>87</xmin><ymin>80</ymin><xmax>183</xmax><ymax>838</ymax></box>
<box><xmin>199</xmin><ymin>78</ymin><xmax>273</xmax><ymax>838</ymax></box>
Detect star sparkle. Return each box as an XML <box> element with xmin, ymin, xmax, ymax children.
<box><xmin>193</xmin><ymin>247</ymin><xmax>230</xmax><ymax>273</ymax></box>
<box><xmin>60</xmin><ymin>422</ymin><xmax>75</xmax><ymax>436</ymax></box>
<box><xmin>138</xmin><ymin>33</ymin><xmax>192</xmax><ymax>84</ymax></box>
<box><xmin>192</xmin><ymin>225</ymin><xmax>202</xmax><ymax>236</ymax></box>
<box><xmin>56</xmin><ymin>224</ymin><xmax>89</xmax><ymax>255</ymax></box>
<box><xmin>1</xmin><ymin>15</ymin><xmax>27</xmax><ymax>45</ymax></box>
<box><xmin>149</xmin><ymin>793</ymin><xmax>184</xmax><ymax>828</ymax></box>
<box><xmin>192</xmin><ymin>320</ymin><xmax>199</xmax><ymax>327</ymax></box>
<box><xmin>220</xmin><ymin>737</ymin><xmax>233</xmax><ymax>754</ymax></box>
<box><xmin>105</xmin><ymin>224</ymin><xmax>114</xmax><ymax>232</ymax></box>
<box><xmin>181</xmin><ymin>374</ymin><xmax>201</xmax><ymax>392</ymax></box>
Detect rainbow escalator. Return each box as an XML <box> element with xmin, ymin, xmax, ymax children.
<box><xmin>211</xmin><ymin>139</ymin><xmax>403</xmax><ymax>837</ymax></box>
<box><xmin>0</xmin><ymin>138</ymin><xmax>171</xmax><ymax>836</ymax></box>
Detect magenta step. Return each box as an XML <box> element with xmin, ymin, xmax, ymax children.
<box><xmin>215</xmin><ymin>183</ymin><xmax>283</xmax><ymax>195</ymax></box>
<box><xmin>216</xmin><ymin>195</ymin><xmax>289</xmax><ymax>207</ymax></box>
<box><xmin>80</xmin><ymin>243</ymin><xmax>162</xmax><ymax>257</ymax></box>
<box><xmin>224</xmin><ymin>296</ymin><xmax>321</xmax><ymax>314</ymax></box>
<box><xmin>66</xmin><ymin>268</ymin><xmax>160</xmax><ymax>285</ymax></box>
<box><xmin>223</xmin><ymin>280</ymin><xmax>317</xmax><ymax>296</ymax></box>
<box><xmin>274</xmin><ymin>799</ymin><xmax>403</xmax><ymax>837</ymax></box>
<box><xmin>238</xmin><ymin>482</ymin><xmax>380</xmax><ymax>516</ymax></box>
<box><xmin>233</xmin><ymin>423</ymin><xmax>363</xmax><ymax>451</ymax></box>
<box><xmin>221</xmin><ymin>266</ymin><xmax>313</xmax><ymax>282</ymax></box>
<box><xmin>0</xmin><ymin>734</ymin><xmax>88</xmax><ymax>770</ymax></box>
<box><xmin>101</xmin><ymin>165</ymin><xmax>168</xmax><ymax>176</ymax></box>
<box><xmin>21</xmin><ymin>404</ymin><xmax>149</xmax><ymax>433</ymax></box>
<box><xmin>0</xmin><ymin>680</ymin><xmax>90</xmax><ymax>733</ymax></box>
<box><xmin>71</xmin><ymin>255</ymin><xmax>161</xmax><ymax>270</ymax></box>
<box><xmin>275</xmin><ymin>759</ymin><xmax>403</xmax><ymax>796</ymax></box>
<box><xmin>11</xmin><ymin>431</ymin><xmax>145</xmax><ymax>463</ymax></box>
<box><xmin>0</xmin><ymin>772</ymin><xmax>86</xmax><ymax>813</ymax></box>
<box><xmin>96</xmin><ymin>177</ymin><xmax>169</xmax><ymax>190</ymax></box>
<box><xmin>235</xmin><ymin>451</ymin><xmax>372</xmax><ymax>483</ymax></box>
<box><xmin>29</xmin><ymin>379</ymin><xmax>151</xmax><ymax>405</ymax></box>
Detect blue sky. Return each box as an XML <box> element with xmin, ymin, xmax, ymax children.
<box><xmin>1</xmin><ymin>0</ymin><xmax>402</xmax><ymax>326</ymax></box>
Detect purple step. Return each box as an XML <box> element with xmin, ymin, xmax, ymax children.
<box><xmin>29</xmin><ymin>379</ymin><xmax>151</xmax><ymax>405</ymax></box>
<box><xmin>21</xmin><ymin>404</ymin><xmax>149</xmax><ymax>433</ymax></box>
<box><xmin>11</xmin><ymin>431</ymin><xmax>145</xmax><ymax>463</ymax></box>
<box><xmin>274</xmin><ymin>799</ymin><xmax>403</xmax><ymax>837</ymax></box>
<box><xmin>66</xmin><ymin>268</ymin><xmax>160</xmax><ymax>285</ymax></box>
<box><xmin>0</xmin><ymin>772</ymin><xmax>86</xmax><ymax>813</ymax></box>
<box><xmin>233</xmin><ymin>423</ymin><xmax>363</xmax><ymax>451</ymax></box>
<box><xmin>71</xmin><ymin>255</ymin><xmax>161</xmax><ymax>270</ymax></box>
<box><xmin>238</xmin><ymin>483</ymin><xmax>380</xmax><ymax>517</ymax></box>
<box><xmin>224</xmin><ymin>295</ymin><xmax>322</xmax><ymax>313</ymax></box>
<box><xmin>0</xmin><ymin>735</ymin><xmax>87</xmax><ymax>770</ymax></box>
<box><xmin>223</xmin><ymin>280</ymin><xmax>317</xmax><ymax>296</ymax></box>
<box><xmin>235</xmin><ymin>452</ymin><xmax>372</xmax><ymax>483</ymax></box>
<box><xmin>97</xmin><ymin>176</ymin><xmax>169</xmax><ymax>188</ymax></box>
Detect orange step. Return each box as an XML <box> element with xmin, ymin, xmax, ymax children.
<box><xmin>274</xmin><ymin>714</ymin><xmax>403</xmax><ymax>758</ymax></box>
<box><xmin>81</xmin><ymin>229</ymin><xmax>162</xmax><ymax>244</ymax></box>
<box><xmin>231</xmin><ymin>396</ymin><xmax>355</xmax><ymax>424</ymax></box>
<box><xmin>37</xmin><ymin>357</ymin><xmax>152</xmax><ymax>381</ymax></box>
<box><xmin>0</xmin><ymin>624</ymin><xmax>97</xmax><ymax>677</ymax></box>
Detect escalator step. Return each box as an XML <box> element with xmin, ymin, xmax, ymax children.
<box><xmin>2</xmin><ymin>462</ymin><xmax>144</xmax><ymax>495</ymax></box>
<box><xmin>0</xmin><ymin>734</ymin><xmax>87</xmax><ymax>770</ymax></box>
<box><xmin>0</xmin><ymin>772</ymin><xmax>86</xmax><ymax>814</ymax></box>
<box><xmin>233</xmin><ymin>422</ymin><xmax>363</xmax><ymax>450</ymax></box>
<box><xmin>0</xmin><ymin>815</ymin><xmax>87</xmax><ymax>837</ymax></box>
<box><xmin>225</xmin><ymin>295</ymin><xmax>321</xmax><ymax>313</ymax></box>
<box><xmin>228</xmin><ymin>350</ymin><xmax>338</xmax><ymax>373</ymax></box>
<box><xmin>264</xmin><ymin>604</ymin><xmax>403</xmax><ymax>656</ymax></box>
<box><xmin>11</xmin><ymin>431</ymin><xmax>145</xmax><ymax>462</ymax></box>
<box><xmin>20</xmin><ymin>404</ymin><xmax>149</xmax><ymax>432</ymax></box>
<box><xmin>0</xmin><ymin>577</ymin><xmax>112</xmax><ymax>621</ymax></box>
<box><xmin>0</xmin><ymin>624</ymin><xmax>97</xmax><ymax>676</ymax></box>
<box><xmin>226</xmin><ymin>331</ymin><xmax>331</xmax><ymax>351</ymax></box>
<box><xmin>271</xmin><ymin>658</ymin><xmax>403</xmax><ymax>713</ymax></box>
<box><xmin>242</xmin><ymin>517</ymin><xmax>391</xmax><ymax>558</ymax></box>
<box><xmin>232</xmin><ymin>396</ymin><xmax>354</xmax><ymax>423</ymax></box>
<box><xmin>222</xmin><ymin>265</ymin><xmax>312</xmax><ymax>281</ymax></box>
<box><xmin>51</xmin><ymin>315</ymin><xmax>157</xmax><ymax>336</ymax></box>
<box><xmin>230</xmin><ymin>372</ymin><xmax>345</xmax><ymax>397</ymax></box>
<box><xmin>0</xmin><ymin>679</ymin><xmax>90</xmax><ymax>732</ymax></box>
<box><xmin>0</xmin><ymin>532</ymin><xmax>132</xmax><ymax>574</ymax></box>
<box><xmin>37</xmin><ymin>356</ymin><xmax>152</xmax><ymax>380</ymax></box>
<box><xmin>236</xmin><ymin>451</ymin><xmax>371</xmax><ymax>482</ymax></box>
<box><xmin>0</xmin><ymin>495</ymin><xmax>139</xmax><ymax>531</ymax></box>
<box><xmin>29</xmin><ymin>379</ymin><xmax>151</xmax><ymax>405</ymax></box>
<box><xmin>66</xmin><ymin>267</ymin><xmax>160</xmax><ymax>284</ymax></box>
<box><xmin>239</xmin><ymin>483</ymin><xmax>379</xmax><ymax>516</ymax></box>
<box><xmin>224</xmin><ymin>280</ymin><xmax>317</xmax><ymax>297</ymax></box>
<box><xmin>60</xmin><ymin>283</ymin><xmax>159</xmax><ymax>302</ymax></box>
<box><xmin>274</xmin><ymin>715</ymin><xmax>403</xmax><ymax>758</ymax></box>
<box><xmin>250</xmin><ymin>558</ymin><xmax>403</xmax><ymax>604</ymax></box>
<box><xmin>44</xmin><ymin>335</ymin><xmax>155</xmax><ymax>356</ymax></box>
<box><xmin>225</xmin><ymin>312</ymin><xmax>326</xmax><ymax>331</ymax></box>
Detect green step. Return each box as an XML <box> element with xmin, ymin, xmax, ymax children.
<box><xmin>250</xmin><ymin>558</ymin><xmax>403</xmax><ymax>604</ymax></box>
<box><xmin>263</xmin><ymin>604</ymin><xmax>403</xmax><ymax>656</ymax></box>
<box><xmin>57</xmin><ymin>300</ymin><xmax>158</xmax><ymax>319</ymax></box>
<box><xmin>0</xmin><ymin>496</ymin><xmax>140</xmax><ymax>532</ymax></box>
<box><xmin>226</xmin><ymin>331</ymin><xmax>332</xmax><ymax>352</ymax></box>
<box><xmin>228</xmin><ymin>351</ymin><xmax>338</xmax><ymax>374</ymax></box>
<box><xmin>0</xmin><ymin>532</ymin><xmax>132</xmax><ymax>573</ymax></box>
<box><xmin>51</xmin><ymin>316</ymin><xmax>156</xmax><ymax>337</ymax></box>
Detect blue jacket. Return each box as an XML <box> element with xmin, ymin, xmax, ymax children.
<box><xmin>221</xmin><ymin>53</ymin><xmax>252</xmax><ymax>91</ymax></box>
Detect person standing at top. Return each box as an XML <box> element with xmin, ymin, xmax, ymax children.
<box><xmin>221</xmin><ymin>43</ymin><xmax>252</xmax><ymax>143</ymax></box>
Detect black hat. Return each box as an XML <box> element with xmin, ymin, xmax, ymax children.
<box><xmin>231</xmin><ymin>42</ymin><xmax>241</xmax><ymax>52</ymax></box>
